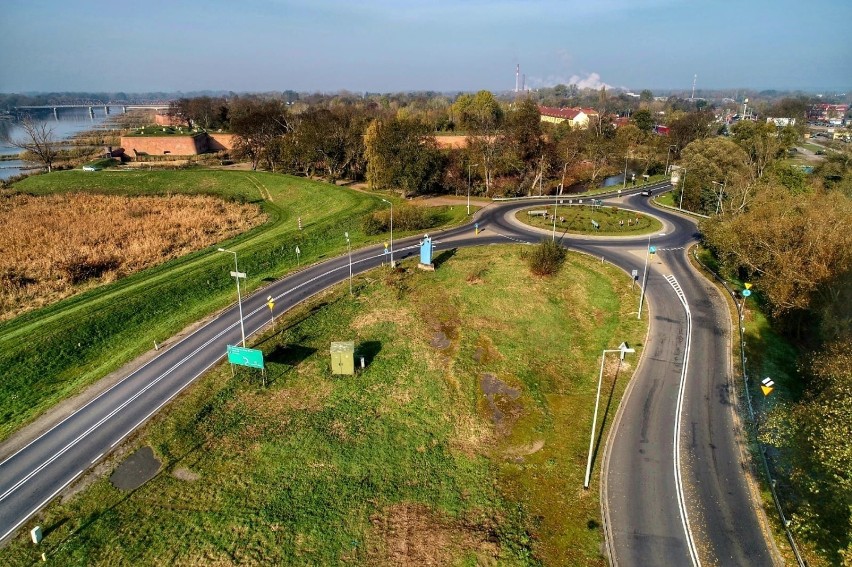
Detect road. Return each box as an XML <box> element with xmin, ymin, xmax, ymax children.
<box><xmin>0</xmin><ymin>184</ymin><xmax>775</xmax><ymax>565</ymax></box>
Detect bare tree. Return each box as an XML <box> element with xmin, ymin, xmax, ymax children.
<box><xmin>2</xmin><ymin>118</ymin><xmax>59</xmax><ymax>172</ymax></box>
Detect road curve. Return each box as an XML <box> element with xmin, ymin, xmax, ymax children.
<box><xmin>0</xmin><ymin>184</ymin><xmax>775</xmax><ymax>566</ymax></box>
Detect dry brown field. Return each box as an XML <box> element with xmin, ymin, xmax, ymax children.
<box><xmin>0</xmin><ymin>193</ymin><xmax>265</xmax><ymax>320</ymax></box>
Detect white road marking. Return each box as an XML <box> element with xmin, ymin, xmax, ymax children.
<box><xmin>665</xmin><ymin>274</ymin><xmax>702</xmax><ymax>567</ymax></box>
<box><xmin>90</xmin><ymin>453</ymin><xmax>103</xmax><ymax>464</ymax></box>
<box><xmin>0</xmin><ymin>470</ymin><xmax>82</xmax><ymax>543</ymax></box>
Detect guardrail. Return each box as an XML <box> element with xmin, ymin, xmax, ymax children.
<box><xmin>691</xmin><ymin>249</ymin><xmax>806</xmax><ymax>566</ymax></box>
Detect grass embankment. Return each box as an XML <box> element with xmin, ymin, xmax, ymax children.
<box><xmin>0</xmin><ymin>170</ymin><xmax>465</xmax><ymax>441</ymax></box>
<box><xmin>4</xmin><ymin>246</ymin><xmax>646</xmax><ymax>565</ymax></box>
<box><xmin>516</xmin><ymin>205</ymin><xmax>662</xmax><ymax>236</ymax></box>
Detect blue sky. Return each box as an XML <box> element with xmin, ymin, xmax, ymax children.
<box><xmin>2</xmin><ymin>0</ymin><xmax>850</xmax><ymax>94</ymax></box>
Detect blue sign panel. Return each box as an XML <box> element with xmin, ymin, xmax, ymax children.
<box><xmin>420</xmin><ymin>236</ymin><xmax>433</xmax><ymax>265</ymax></box>
<box><xmin>742</xmin><ymin>289</ymin><xmax>752</xmax><ymax>297</ymax></box>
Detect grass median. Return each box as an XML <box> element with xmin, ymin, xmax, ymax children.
<box><xmin>4</xmin><ymin>245</ymin><xmax>646</xmax><ymax>565</ymax></box>
<box><xmin>0</xmin><ymin>170</ymin><xmax>464</xmax><ymax>441</ymax></box>
<box><xmin>516</xmin><ymin>205</ymin><xmax>663</xmax><ymax>236</ymax></box>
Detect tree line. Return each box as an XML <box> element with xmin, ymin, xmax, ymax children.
<box><xmin>168</xmin><ymin>91</ymin><xmax>731</xmax><ymax>197</ymax></box>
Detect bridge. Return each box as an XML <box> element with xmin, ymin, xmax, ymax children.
<box><xmin>14</xmin><ymin>103</ymin><xmax>171</xmax><ymax>119</ymax></box>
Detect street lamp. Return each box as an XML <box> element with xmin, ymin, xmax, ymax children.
<box><xmin>551</xmin><ymin>181</ymin><xmax>564</xmax><ymax>242</ymax></box>
<box><xmin>679</xmin><ymin>169</ymin><xmax>687</xmax><ymax>210</ymax></box>
<box><xmin>381</xmin><ymin>198</ymin><xmax>394</xmax><ymax>267</ymax></box>
<box><xmin>622</xmin><ymin>150</ymin><xmax>631</xmax><ymax>189</ymax></box>
<box><xmin>345</xmin><ymin>232</ymin><xmax>352</xmax><ymax>295</ymax></box>
<box><xmin>637</xmin><ymin>233</ymin><xmax>666</xmax><ymax>320</ymax></box>
<box><xmin>713</xmin><ymin>180</ymin><xmax>726</xmax><ymax>214</ymax></box>
<box><xmin>467</xmin><ymin>162</ymin><xmax>479</xmax><ymax>216</ymax></box>
<box><xmin>584</xmin><ymin>342</ymin><xmax>635</xmax><ymax>489</ymax></box>
<box><xmin>664</xmin><ymin>144</ymin><xmax>678</xmax><ymax>176</ymax></box>
<box><xmin>217</xmin><ymin>247</ymin><xmax>246</xmax><ymax>347</ymax></box>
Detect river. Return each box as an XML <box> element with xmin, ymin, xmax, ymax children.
<box><xmin>0</xmin><ymin>106</ymin><xmax>124</xmax><ymax>180</ymax></box>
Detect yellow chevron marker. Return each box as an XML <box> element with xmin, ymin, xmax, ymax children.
<box><xmin>744</xmin><ymin>282</ymin><xmax>753</xmax><ymax>290</ymax></box>
<box><xmin>761</xmin><ymin>377</ymin><xmax>774</xmax><ymax>396</ymax></box>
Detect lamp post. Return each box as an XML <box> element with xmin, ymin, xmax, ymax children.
<box><xmin>713</xmin><ymin>180</ymin><xmax>726</xmax><ymax>214</ymax></box>
<box><xmin>217</xmin><ymin>247</ymin><xmax>246</xmax><ymax>347</ymax></box>
<box><xmin>664</xmin><ymin>144</ymin><xmax>677</xmax><ymax>175</ymax></box>
<box><xmin>381</xmin><ymin>198</ymin><xmax>394</xmax><ymax>267</ymax></box>
<box><xmin>345</xmin><ymin>232</ymin><xmax>352</xmax><ymax>295</ymax></box>
<box><xmin>551</xmin><ymin>180</ymin><xmax>564</xmax><ymax>242</ymax></box>
<box><xmin>584</xmin><ymin>342</ymin><xmax>635</xmax><ymax>489</ymax></box>
<box><xmin>679</xmin><ymin>169</ymin><xmax>687</xmax><ymax>210</ymax></box>
<box><xmin>467</xmin><ymin>162</ymin><xmax>479</xmax><ymax>216</ymax></box>
<box><xmin>637</xmin><ymin>233</ymin><xmax>666</xmax><ymax>320</ymax></box>
<box><xmin>622</xmin><ymin>150</ymin><xmax>630</xmax><ymax>189</ymax></box>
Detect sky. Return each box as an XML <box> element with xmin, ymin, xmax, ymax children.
<box><xmin>1</xmin><ymin>0</ymin><xmax>850</xmax><ymax>95</ymax></box>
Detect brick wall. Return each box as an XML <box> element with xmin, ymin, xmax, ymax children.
<box><xmin>207</xmin><ymin>133</ymin><xmax>235</xmax><ymax>151</ymax></box>
<box><xmin>119</xmin><ymin>132</ymin><xmax>235</xmax><ymax>157</ymax></box>
<box><xmin>120</xmin><ymin>134</ymin><xmax>207</xmax><ymax>156</ymax></box>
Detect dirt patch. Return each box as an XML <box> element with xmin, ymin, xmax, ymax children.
<box><xmin>172</xmin><ymin>467</ymin><xmax>200</xmax><ymax>482</ymax></box>
<box><xmin>503</xmin><ymin>439</ymin><xmax>546</xmax><ymax>462</ymax></box>
<box><xmin>367</xmin><ymin>503</ymin><xmax>499</xmax><ymax>566</ymax></box>
<box><xmin>430</xmin><ymin>330</ymin><xmax>451</xmax><ymax>350</ymax></box>
<box><xmin>110</xmin><ymin>445</ymin><xmax>161</xmax><ymax>491</ymax></box>
<box><xmin>480</xmin><ymin>373</ymin><xmax>523</xmax><ymax>435</ymax></box>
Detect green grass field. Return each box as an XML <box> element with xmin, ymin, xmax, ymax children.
<box><xmin>0</xmin><ymin>170</ymin><xmax>466</xmax><ymax>440</ymax></box>
<box><xmin>3</xmin><ymin>245</ymin><xmax>646</xmax><ymax>566</ymax></box>
<box><xmin>516</xmin><ymin>205</ymin><xmax>663</xmax><ymax>236</ymax></box>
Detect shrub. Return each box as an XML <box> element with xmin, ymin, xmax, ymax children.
<box><xmin>361</xmin><ymin>204</ymin><xmax>434</xmax><ymax>235</ymax></box>
<box><xmin>526</xmin><ymin>239</ymin><xmax>566</xmax><ymax>276</ymax></box>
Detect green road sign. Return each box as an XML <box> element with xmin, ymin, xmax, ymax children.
<box><xmin>227</xmin><ymin>345</ymin><xmax>264</xmax><ymax>369</ymax></box>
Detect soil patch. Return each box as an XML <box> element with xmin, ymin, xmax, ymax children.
<box><xmin>480</xmin><ymin>373</ymin><xmax>522</xmax><ymax>434</ymax></box>
<box><xmin>172</xmin><ymin>467</ymin><xmax>200</xmax><ymax>482</ymax></box>
<box><xmin>430</xmin><ymin>330</ymin><xmax>451</xmax><ymax>350</ymax></box>
<box><xmin>367</xmin><ymin>503</ymin><xmax>498</xmax><ymax>566</ymax></box>
<box><xmin>110</xmin><ymin>446</ymin><xmax>161</xmax><ymax>491</ymax></box>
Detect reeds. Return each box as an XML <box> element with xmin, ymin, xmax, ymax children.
<box><xmin>0</xmin><ymin>193</ymin><xmax>264</xmax><ymax>319</ymax></box>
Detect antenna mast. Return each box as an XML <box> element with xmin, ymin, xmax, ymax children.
<box><xmin>515</xmin><ymin>64</ymin><xmax>520</xmax><ymax>93</ymax></box>
<box><xmin>691</xmin><ymin>74</ymin><xmax>697</xmax><ymax>100</ymax></box>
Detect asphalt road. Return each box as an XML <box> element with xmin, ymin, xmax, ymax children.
<box><xmin>0</xmin><ymin>184</ymin><xmax>775</xmax><ymax>565</ymax></box>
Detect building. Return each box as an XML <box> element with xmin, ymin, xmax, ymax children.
<box><xmin>808</xmin><ymin>104</ymin><xmax>848</xmax><ymax>122</ymax></box>
<box><xmin>538</xmin><ymin>106</ymin><xmax>599</xmax><ymax>129</ymax></box>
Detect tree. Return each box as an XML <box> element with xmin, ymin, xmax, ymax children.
<box><xmin>667</xmin><ymin>111</ymin><xmax>713</xmax><ymax>153</ymax></box>
<box><xmin>789</xmin><ymin>339</ymin><xmax>852</xmax><ymax>563</ymax></box>
<box><xmin>2</xmin><ymin>118</ymin><xmax>59</xmax><ymax>172</ymax></box>
<box><xmin>680</xmin><ymin>137</ymin><xmax>752</xmax><ymax>214</ymax></box>
<box><xmin>297</xmin><ymin>107</ymin><xmax>370</xmax><ymax>182</ymax></box>
<box><xmin>364</xmin><ymin>117</ymin><xmax>444</xmax><ymax>196</ymax></box>
<box><xmin>229</xmin><ymin>98</ymin><xmax>290</xmax><ymax>171</ymax></box>
<box><xmin>632</xmin><ymin>109</ymin><xmax>654</xmax><ymax>132</ymax></box>
<box><xmin>639</xmin><ymin>89</ymin><xmax>654</xmax><ymax>103</ymax></box>
<box><xmin>702</xmin><ymin>188</ymin><xmax>852</xmax><ymax>320</ymax></box>
<box><xmin>731</xmin><ymin>120</ymin><xmax>791</xmax><ymax>179</ymax></box>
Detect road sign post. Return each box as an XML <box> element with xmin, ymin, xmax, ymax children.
<box><xmin>267</xmin><ymin>296</ymin><xmax>275</xmax><ymax>330</ymax></box>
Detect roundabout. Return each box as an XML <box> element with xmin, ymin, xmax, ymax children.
<box><xmin>0</xmin><ymin>181</ymin><xmax>777</xmax><ymax>565</ymax></box>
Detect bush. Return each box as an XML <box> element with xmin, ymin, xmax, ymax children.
<box><xmin>526</xmin><ymin>239</ymin><xmax>566</xmax><ymax>276</ymax></box>
<box><xmin>361</xmin><ymin>204</ymin><xmax>434</xmax><ymax>235</ymax></box>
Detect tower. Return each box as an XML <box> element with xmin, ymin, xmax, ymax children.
<box><xmin>691</xmin><ymin>74</ymin><xmax>697</xmax><ymax>100</ymax></box>
<box><xmin>515</xmin><ymin>64</ymin><xmax>520</xmax><ymax>93</ymax></box>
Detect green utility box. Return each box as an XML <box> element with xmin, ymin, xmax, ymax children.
<box><xmin>330</xmin><ymin>341</ymin><xmax>355</xmax><ymax>375</ymax></box>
